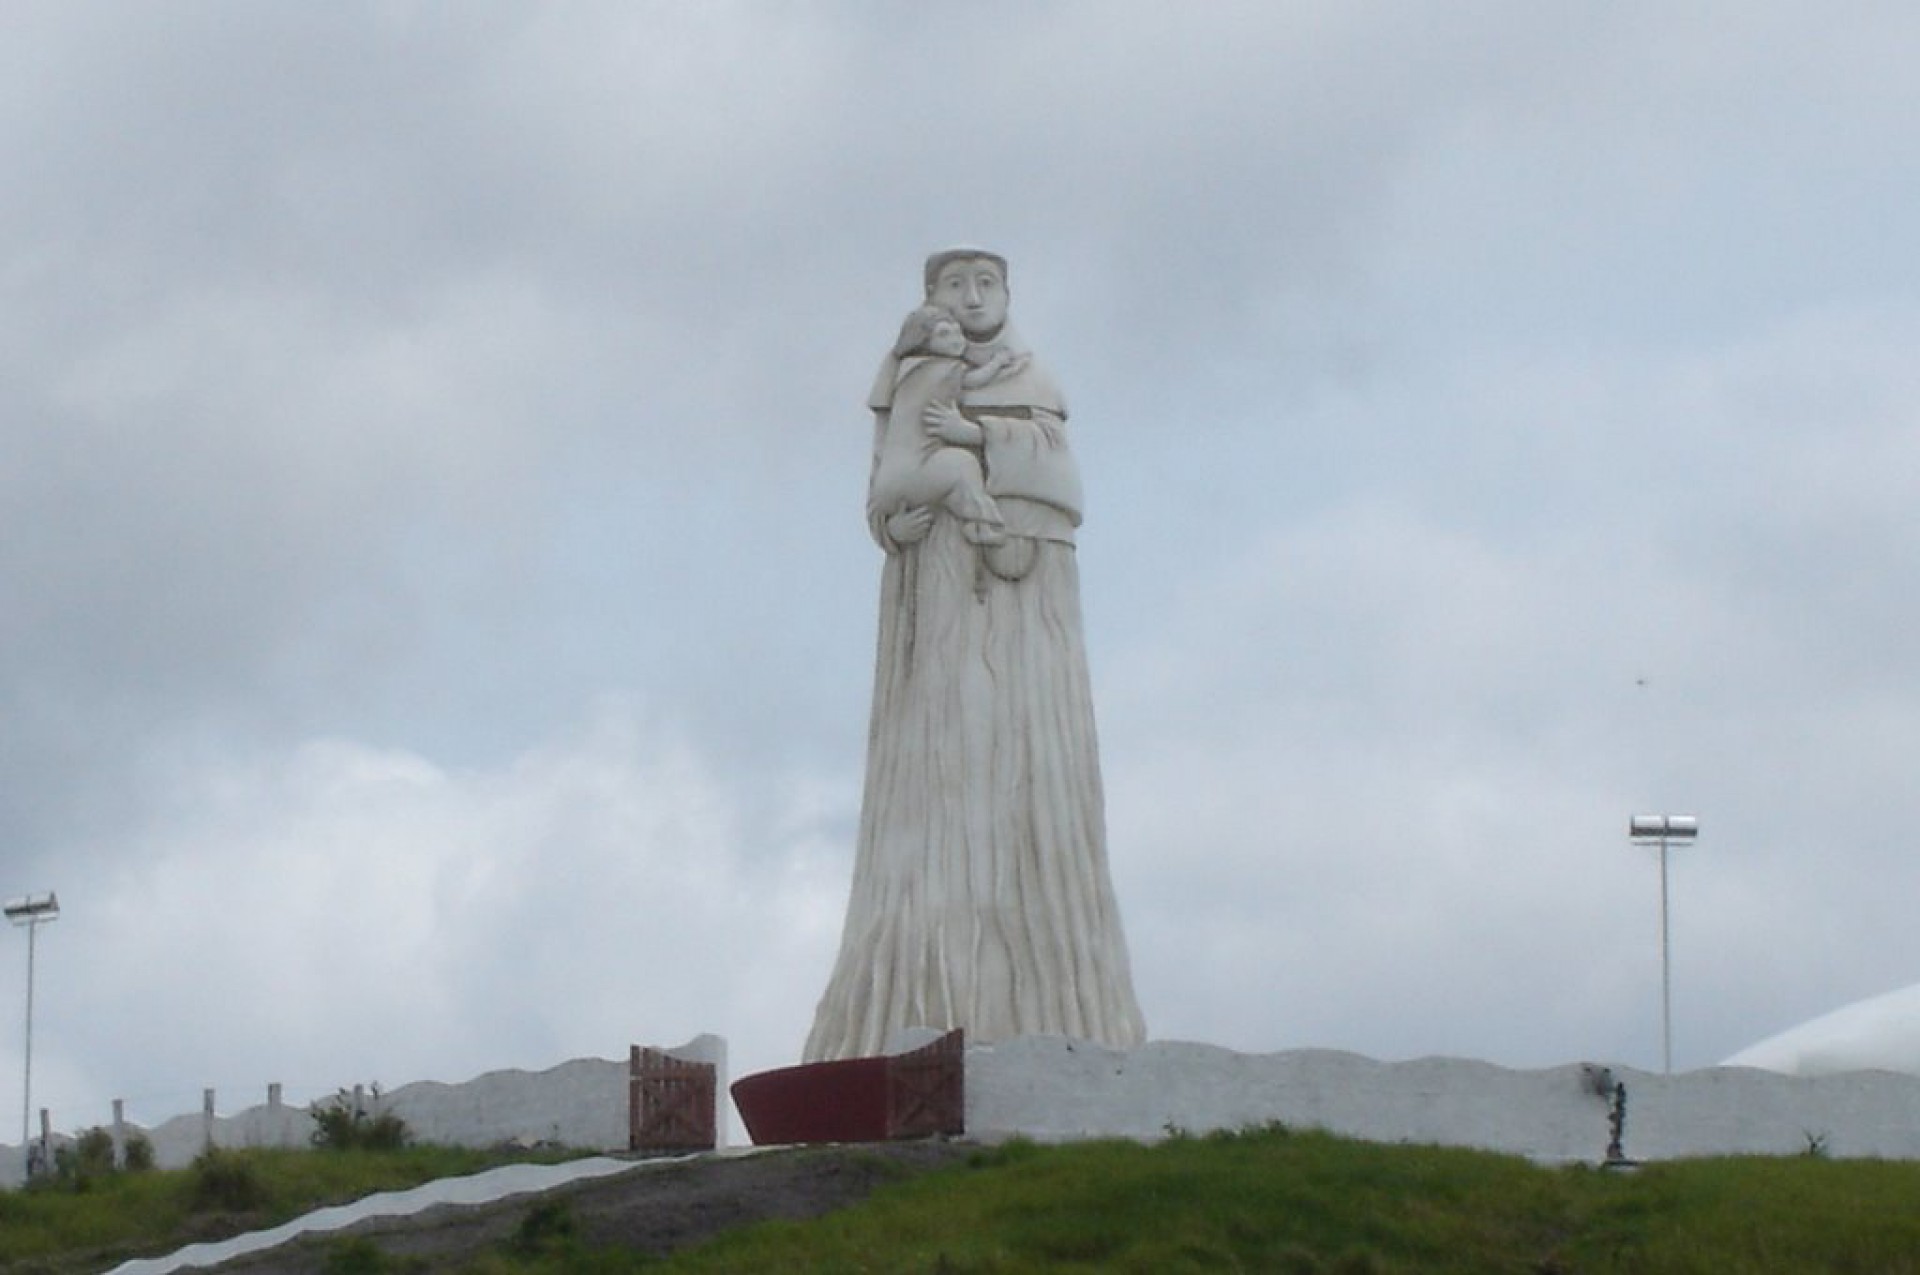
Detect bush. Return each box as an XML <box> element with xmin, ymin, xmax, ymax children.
<box><xmin>72</xmin><ymin>1127</ymin><xmax>117</xmax><ymax>1175</ymax></box>
<box><xmin>509</xmin><ymin>1199</ymin><xmax>579</xmax><ymax>1257</ymax></box>
<box><xmin>123</xmin><ymin>1132</ymin><xmax>155</xmax><ymax>1172</ymax></box>
<box><xmin>40</xmin><ymin>1126</ymin><xmax>121</xmax><ymax>1192</ymax></box>
<box><xmin>311</xmin><ymin>1087</ymin><xmax>410</xmax><ymax>1151</ymax></box>
<box><xmin>190</xmin><ymin>1147</ymin><xmax>268</xmax><ymax>1212</ymax></box>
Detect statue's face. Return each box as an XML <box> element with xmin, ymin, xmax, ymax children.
<box><xmin>930</xmin><ymin>258</ymin><xmax>1009</xmax><ymax>338</ymax></box>
<box><xmin>927</xmin><ymin>318</ymin><xmax>968</xmax><ymax>357</ymax></box>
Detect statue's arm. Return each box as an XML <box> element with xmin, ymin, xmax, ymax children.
<box><xmin>960</xmin><ymin>349</ymin><xmax>1028</xmax><ymax>389</ymax></box>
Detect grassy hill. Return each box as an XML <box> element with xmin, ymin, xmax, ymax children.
<box><xmin>7</xmin><ymin>1126</ymin><xmax>1920</xmax><ymax>1272</ymax></box>
<box><xmin>660</xmin><ymin>1129</ymin><xmax>1920</xmax><ymax>1274</ymax></box>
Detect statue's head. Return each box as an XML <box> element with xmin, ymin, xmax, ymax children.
<box><xmin>891</xmin><ymin>305</ymin><xmax>966</xmax><ymax>360</ymax></box>
<box><xmin>923</xmin><ymin>247</ymin><xmax>1010</xmax><ymax>339</ymax></box>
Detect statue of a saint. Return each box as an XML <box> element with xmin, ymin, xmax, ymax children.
<box><xmin>805</xmin><ymin>248</ymin><xmax>1147</xmax><ymax>1060</ymax></box>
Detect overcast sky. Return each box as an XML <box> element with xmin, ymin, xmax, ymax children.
<box><xmin>4</xmin><ymin>2</ymin><xmax>1917</xmax><ymax>1136</ymax></box>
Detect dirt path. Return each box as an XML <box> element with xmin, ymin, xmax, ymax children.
<box><xmin>207</xmin><ymin>1141</ymin><xmax>976</xmax><ymax>1271</ymax></box>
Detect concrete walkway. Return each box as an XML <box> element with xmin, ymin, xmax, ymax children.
<box><xmin>109</xmin><ymin>1155</ymin><xmax>659</xmax><ymax>1274</ymax></box>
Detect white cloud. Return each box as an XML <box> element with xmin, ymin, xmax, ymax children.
<box><xmin>26</xmin><ymin>705</ymin><xmax>851</xmax><ymax>1126</ymax></box>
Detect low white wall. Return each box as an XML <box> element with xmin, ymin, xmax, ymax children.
<box><xmin>965</xmin><ymin>1037</ymin><xmax>1920</xmax><ymax>1163</ymax></box>
<box><xmin>17</xmin><ymin>1033</ymin><xmax>1909</xmax><ymax>1187</ymax></box>
<box><xmin>0</xmin><ymin>1034</ymin><xmax>726</xmax><ymax>1189</ymax></box>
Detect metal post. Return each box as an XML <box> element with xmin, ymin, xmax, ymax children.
<box><xmin>5</xmin><ymin>892</ymin><xmax>60</xmax><ymax>1178</ymax></box>
<box><xmin>1658</xmin><ymin>835</ymin><xmax>1673</xmax><ymax>1075</ymax></box>
<box><xmin>22</xmin><ymin>919</ymin><xmax>36</xmax><ymax>1152</ymax></box>
<box><xmin>1629</xmin><ymin>818</ymin><xmax>1696</xmax><ymax>1076</ymax></box>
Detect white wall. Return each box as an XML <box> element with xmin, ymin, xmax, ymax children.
<box><xmin>0</xmin><ymin>1034</ymin><xmax>726</xmax><ymax>1189</ymax></box>
<box><xmin>966</xmin><ymin>1037</ymin><xmax>1920</xmax><ymax>1163</ymax></box>
<box><xmin>12</xmin><ymin>1033</ymin><xmax>1915</xmax><ymax>1190</ymax></box>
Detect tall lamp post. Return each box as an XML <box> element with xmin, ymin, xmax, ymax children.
<box><xmin>5</xmin><ymin>892</ymin><xmax>60</xmax><ymax>1178</ymax></box>
<box><xmin>1627</xmin><ymin>817</ymin><xmax>1696</xmax><ymax>1074</ymax></box>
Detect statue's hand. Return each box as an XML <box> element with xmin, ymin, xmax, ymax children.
<box><xmin>923</xmin><ymin>400</ymin><xmax>981</xmax><ymax>446</ymax></box>
<box><xmin>970</xmin><ymin>349</ymin><xmax>1027</xmax><ymax>385</ymax></box>
<box><xmin>886</xmin><ymin>505</ymin><xmax>934</xmax><ymax>544</ymax></box>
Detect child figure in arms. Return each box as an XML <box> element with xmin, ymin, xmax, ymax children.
<box><xmin>870</xmin><ymin>306</ymin><xmax>1026</xmax><ymax>546</ymax></box>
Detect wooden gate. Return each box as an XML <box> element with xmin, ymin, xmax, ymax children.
<box><xmin>629</xmin><ymin>1046</ymin><xmax>717</xmax><ymax>1152</ymax></box>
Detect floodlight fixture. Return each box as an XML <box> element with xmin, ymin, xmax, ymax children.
<box><xmin>1629</xmin><ymin>815</ymin><xmax>1698</xmax><ymax>844</ymax></box>
<box><xmin>6</xmin><ymin>891</ymin><xmax>59</xmax><ymax>1178</ymax></box>
<box><xmin>4</xmin><ymin>893</ymin><xmax>60</xmax><ymax>925</ymax></box>
<box><xmin>1627</xmin><ymin>817</ymin><xmax>1697</xmax><ymax>1075</ymax></box>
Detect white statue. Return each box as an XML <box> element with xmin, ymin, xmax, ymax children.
<box><xmin>805</xmin><ymin>248</ymin><xmax>1147</xmax><ymax>1061</ymax></box>
<box><xmin>868</xmin><ymin>304</ymin><xmax>1023</xmax><ymax>547</ymax></box>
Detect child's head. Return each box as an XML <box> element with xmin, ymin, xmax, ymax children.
<box><xmin>892</xmin><ymin>305</ymin><xmax>967</xmax><ymax>359</ymax></box>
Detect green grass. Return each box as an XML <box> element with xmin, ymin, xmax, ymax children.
<box><xmin>11</xmin><ymin>1129</ymin><xmax>1920</xmax><ymax>1273</ymax></box>
<box><xmin>0</xmin><ymin>1144</ymin><xmax>581</xmax><ymax>1274</ymax></box>
<box><xmin>653</xmin><ymin>1128</ymin><xmax>1920</xmax><ymax>1275</ymax></box>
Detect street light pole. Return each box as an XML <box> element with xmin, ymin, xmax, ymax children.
<box><xmin>5</xmin><ymin>892</ymin><xmax>60</xmax><ymax>1178</ymax></box>
<box><xmin>1627</xmin><ymin>817</ymin><xmax>1696</xmax><ymax>1074</ymax></box>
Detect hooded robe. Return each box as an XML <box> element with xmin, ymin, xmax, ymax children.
<box><xmin>805</xmin><ymin>323</ymin><xmax>1147</xmax><ymax>1060</ymax></box>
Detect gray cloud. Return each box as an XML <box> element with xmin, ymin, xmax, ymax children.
<box><xmin>3</xmin><ymin>3</ymin><xmax>1916</xmax><ymax>1128</ymax></box>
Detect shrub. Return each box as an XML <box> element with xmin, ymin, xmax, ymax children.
<box><xmin>510</xmin><ymin>1199</ymin><xmax>578</xmax><ymax>1257</ymax></box>
<box><xmin>190</xmin><ymin>1147</ymin><xmax>267</xmax><ymax>1212</ymax></box>
<box><xmin>73</xmin><ymin>1126</ymin><xmax>117</xmax><ymax>1174</ymax></box>
<box><xmin>311</xmin><ymin>1087</ymin><xmax>410</xmax><ymax>1152</ymax></box>
<box><xmin>323</xmin><ymin>1236</ymin><xmax>426</xmax><ymax>1273</ymax></box>
<box><xmin>123</xmin><ymin>1132</ymin><xmax>155</xmax><ymax>1172</ymax></box>
<box><xmin>42</xmin><ymin>1126</ymin><xmax>119</xmax><ymax>1192</ymax></box>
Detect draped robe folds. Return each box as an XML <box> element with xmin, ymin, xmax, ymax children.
<box><xmin>804</xmin><ymin>329</ymin><xmax>1147</xmax><ymax>1062</ymax></box>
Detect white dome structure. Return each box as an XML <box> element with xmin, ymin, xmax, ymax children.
<box><xmin>1724</xmin><ymin>982</ymin><xmax>1920</xmax><ymax>1076</ymax></box>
